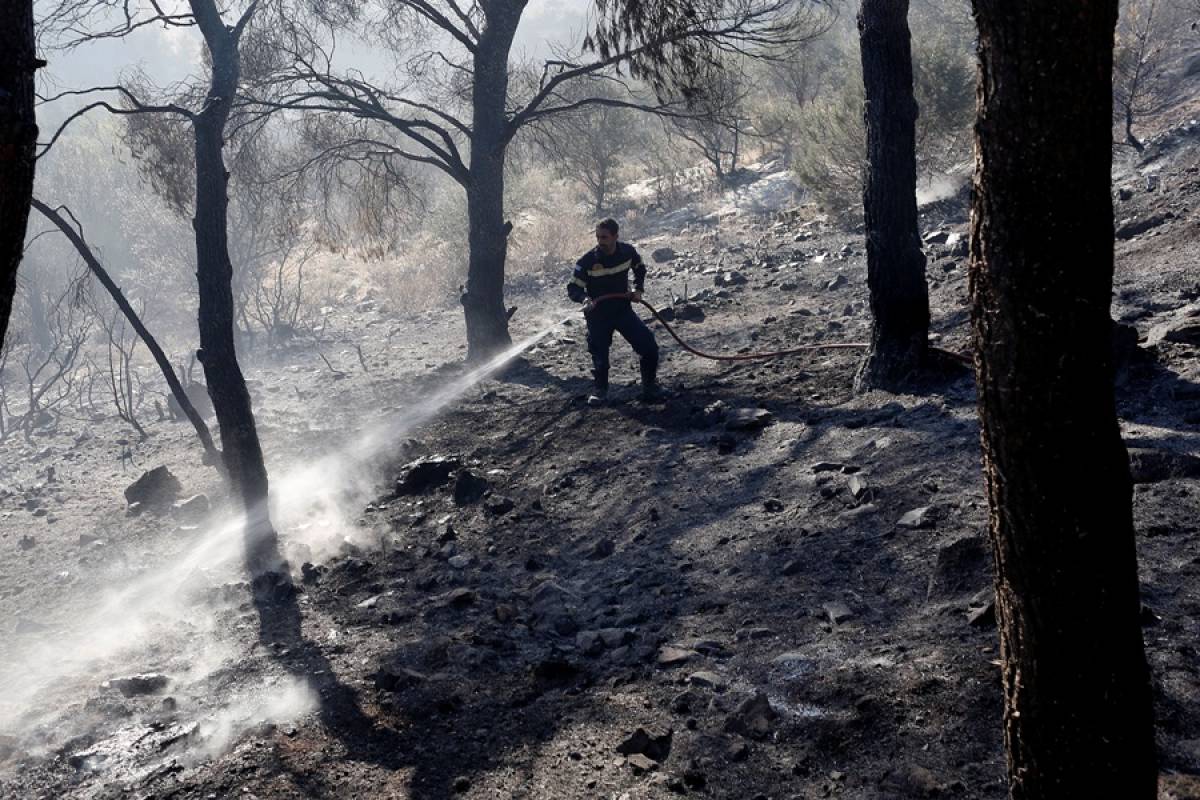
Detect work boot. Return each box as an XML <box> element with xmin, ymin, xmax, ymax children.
<box><xmin>588</xmin><ymin>366</ymin><xmax>609</xmax><ymax>407</ymax></box>
<box><xmin>640</xmin><ymin>382</ymin><xmax>665</xmax><ymax>403</ymax></box>
<box><xmin>640</xmin><ymin>361</ymin><xmax>664</xmax><ymax>403</ymax></box>
<box><xmin>587</xmin><ymin>385</ymin><xmax>608</xmax><ymax>407</ymax></box>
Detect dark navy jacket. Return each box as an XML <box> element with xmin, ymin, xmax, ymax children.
<box><xmin>567</xmin><ymin>242</ymin><xmax>646</xmax><ymax>313</ymax></box>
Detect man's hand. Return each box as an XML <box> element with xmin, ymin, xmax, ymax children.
<box><xmin>582</xmin><ymin>299</ymin><xmax>595</xmax><ymax>314</ymax></box>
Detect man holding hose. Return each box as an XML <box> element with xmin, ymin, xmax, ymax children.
<box><xmin>567</xmin><ymin>218</ymin><xmax>662</xmax><ymax>406</ymax></box>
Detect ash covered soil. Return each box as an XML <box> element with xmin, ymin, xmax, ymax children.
<box><xmin>4</xmin><ymin>126</ymin><xmax>1200</xmax><ymax>800</ymax></box>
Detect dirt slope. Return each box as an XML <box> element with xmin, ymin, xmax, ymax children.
<box><xmin>3</xmin><ymin>125</ymin><xmax>1200</xmax><ymax>799</ymax></box>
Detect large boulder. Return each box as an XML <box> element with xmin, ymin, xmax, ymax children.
<box><xmin>396</xmin><ymin>456</ymin><xmax>462</xmax><ymax>495</ymax></box>
<box><xmin>1115</xmin><ymin>211</ymin><xmax>1173</xmax><ymax>240</ymax></box>
<box><xmin>1127</xmin><ymin>448</ymin><xmax>1200</xmax><ymax>484</ymax></box>
<box><xmin>124</xmin><ymin>467</ymin><xmax>182</xmax><ymax>511</ymax></box>
<box><xmin>927</xmin><ymin>537</ymin><xmax>991</xmax><ymax>600</ymax></box>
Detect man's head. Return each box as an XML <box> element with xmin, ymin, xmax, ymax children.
<box><xmin>595</xmin><ymin>218</ymin><xmax>619</xmax><ymax>255</ymax></box>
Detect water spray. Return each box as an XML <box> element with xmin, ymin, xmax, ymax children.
<box><xmin>0</xmin><ymin>314</ymin><xmax>571</xmax><ymax>765</ymax></box>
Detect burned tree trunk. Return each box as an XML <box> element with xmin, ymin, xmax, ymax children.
<box><xmin>970</xmin><ymin>1</ymin><xmax>1157</xmax><ymax>796</ymax></box>
<box><xmin>853</xmin><ymin>0</ymin><xmax>929</xmax><ymax>393</ymax></box>
<box><xmin>191</xmin><ymin>0</ymin><xmax>282</xmax><ymax>576</ymax></box>
<box><xmin>461</xmin><ymin>4</ymin><xmax>521</xmax><ymax>362</ymax></box>
<box><xmin>463</xmin><ymin>165</ymin><xmax>512</xmax><ymax>362</ymax></box>
<box><xmin>0</xmin><ymin>0</ymin><xmax>41</xmax><ymax>348</ymax></box>
<box><xmin>31</xmin><ymin>198</ymin><xmax>222</xmax><ymax>466</ymax></box>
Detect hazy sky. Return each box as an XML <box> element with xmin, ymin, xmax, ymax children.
<box><xmin>38</xmin><ymin>1</ymin><xmax>593</xmax><ymax>94</ymax></box>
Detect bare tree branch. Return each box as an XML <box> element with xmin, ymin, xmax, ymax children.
<box><xmin>37</xmin><ymin>85</ymin><xmax>195</xmax><ymax>160</ymax></box>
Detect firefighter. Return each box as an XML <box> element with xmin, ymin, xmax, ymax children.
<box><xmin>567</xmin><ymin>218</ymin><xmax>662</xmax><ymax>405</ymax></box>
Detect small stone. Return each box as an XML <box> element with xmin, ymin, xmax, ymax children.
<box><xmin>823</xmin><ymin>600</ymin><xmax>855</xmax><ymax>625</ymax></box>
<box><xmin>715</xmin><ymin>270</ymin><xmax>747</xmax><ymax>288</ymax></box>
<box><xmin>374</xmin><ymin>664</ymin><xmax>428</xmax><ymax>692</ymax></box>
<box><xmin>452</xmin><ymin>776</ymin><xmax>471</xmax><ymax>793</ymax></box>
<box><xmin>927</xmin><ymin>537</ymin><xmax>989</xmax><ymax>600</ymax></box>
<box><xmin>688</xmin><ymin>671</ymin><xmax>727</xmax><ymax>691</ymax></box>
<box><xmin>967</xmin><ymin>601</ymin><xmax>996</xmax><ymax>628</ymax></box>
<box><xmin>771</xmin><ymin>651</ymin><xmax>812</xmax><ymax>670</ymax></box>
<box><xmin>171</xmin><ymin>494</ymin><xmax>210</xmax><ymax>521</ymax></box>
<box><xmin>825</xmin><ymin>274</ymin><xmax>847</xmax><ymax>291</ymax></box>
<box><xmin>897</xmin><ymin>507</ymin><xmax>933</xmax><ymax>530</ymax></box>
<box><xmin>448</xmin><ymin>554</ymin><xmax>472</xmax><ymax>569</ymax></box>
<box><xmin>453</xmin><ymin>470</ymin><xmax>489</xmax><ymax>506</ymax></box>
<box><xmin>735</xmin><ymin>627</ymin><xmax>776</xmax><ymax>641</ymax></box>
<box><xmin>495</xmin><ymin>603</ymin><xmax>517</xmax><ymax>623</ymax></box>
<box><xmin>780</xmin><ymin>559</ymin><xmax>803</xmax><ymax>577</ymax></box>
<box><xmin>671</xmin><ymin>690</ymin><xmax>699</xmax><ymax>714</ymax></box>
<box><xmin>444</xmin><ymin>588</ymin><xmax>477</xmax><ymax>608</ymax></box>
<box><xmin>725</xmin><ymin>408</ymin><xmax>774</xmax><ymax>431</ymax></box>
<box><xmin>599</xmin><ymin>628</ymin><xmax>632</xmax><ymax>648</ymax></box>
<box><xmin>588</xmin><ymin>538</ymin><xmax>615</xmax><ymax>560</ymax></box>
<box><xmin>107</xmin><ymin>674</ymin><xmax>170</xmax><ymax>697</ymax></box>
<box><xmin>923</xmin><ymin>229</ymin><xmax>950</xmax><ymax>245</ymax></box>
<box><xmin>18</xmin><ymin>534</ymin><xmax>35</xmax><ymax>550</ymax></box>
<box><xmin>725</xmin><ymin>691</ymin><xmax>778</xmax><ymax>739</ymax></box>
<box><xmin>652</xmin><ymin>247</ymin><xmax>678</xmax><ymax>263</ymax></box>
<box><xmin>811</xmin><ymin>462</ymin><xmax>844</xmax><ymax>473</ymax></box>
<box><xmin>484</xmin><ymin>496</ymin><xmax>515</xmax><ymax>515</ymax></box>
<box><xmin>627</xmin><ymin>753</ymin><xmax>658</xmax><ymax>773</ymax></box>
<box><xmin>763</xmin><ymin>498</ymin><xmax>784</xmax><ymax>513</ymax></box>
<box><xmin>847</xmin><ymin>475</ymin><xmax>869</xmax><ymax>501</ymax></box>
<box><xmin>356</xmin><ymin>595</ymin><xmax>381</xmax><ymax>609</ymax></box>
<box><xmin>576</xmin><ymin>631</ymin><xmax>605</xmax><ymax>656</ymax></box>
<box><xmin>726</xmin><ymin>740</ymin><xmax>751</xmax><ymax>762</ymax></box>
<box><xmin>617</xmin><ymin>727</ymin><xmax>673</xmax><ymax>762</ymax></box>
<box><xmin>657</xmin><ymin>646</ymin><xmax>697</xmax><ymax>667</ymax></box>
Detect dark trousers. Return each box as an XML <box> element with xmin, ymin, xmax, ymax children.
<box><xmin>586</xmin><ymin>305</ymin><xmax>659</xmax><ymax>390</ymax></box>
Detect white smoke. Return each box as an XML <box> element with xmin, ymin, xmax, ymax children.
<box><xmin>0</xmin><ymin>317</ymin><xmax>568</xmax><ymax>768</ymax></box>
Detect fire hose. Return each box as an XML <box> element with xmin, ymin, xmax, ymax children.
<box><xmin>587</xmin><ymin>292</ymin><xmax>971</xmax><ymax>365</ymax></box>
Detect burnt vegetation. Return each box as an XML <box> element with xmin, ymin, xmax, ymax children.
<box><xmin>1</xmin><ymin>0</ymin><xmax>1200</xmax><ymax>798</ymax></box>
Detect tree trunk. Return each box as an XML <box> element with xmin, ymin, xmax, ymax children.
<box><xmin>31</xmin><ymin>197</ymin><xmax>222</xmax><ymax>467</ymax></box>
<box><xmin>191</xmin><ymin>2</ymin><xmax>282</xmax><ymax>575</ymax></box>
<box><xmin>970</xmin><ymin>2</ymin><xmax>1157</xmax><ymax>796</ymax></box>
<box><xmin>24</xmin><ymin>271</ymin><xmax>52</xmax><ymax>354</ymax></box>
<box><xmin>462</xmin><ymin>3</ymin><xmax>523</xmax><ymax>362</ymax></box>
<box><xmin>1125</xmin><ymin>105</ymin><xmax>1144</xmax><ymax>151</ymax></box>
<box><xmin>0</xmin><ymin>0</ymin><xmax>40</xmax><ymax>349</ymax></box>
<box><xmin>854</xmin><ymin>0</ymin><xmax>929</xmax><ymax>393</ymax></box>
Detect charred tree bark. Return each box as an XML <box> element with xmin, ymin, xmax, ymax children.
<box><xmin>970</xmin><ymin>2</ymin><xmax>1157</xmax><ymax>796</ymax></box>
<box><xmin>31</xmin><ymin>198</ymin><xmax>223</xmax><ymax>466</ymax></box>
<box><xmin>461</xmin><ymin>2</ymin><xmax>522</xmax><ymax>362</ymax></box>
<box><xmin>191</xmin><ymin>0</ymin><xmax>282</xmax><ymax>576</ymax></box>
<box><xmin>853</xmin><ymin>0</ymin><xmax>929</xmax><ymax>393</ymax></box>
<box><xmin>0</xmin><ymin>0</ymin><xmax>41</xmax><ymax>349</ymax></box>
